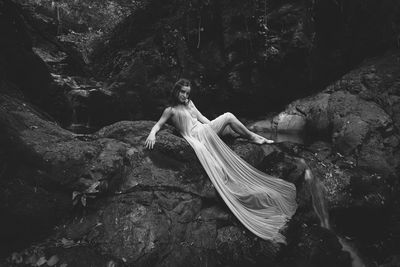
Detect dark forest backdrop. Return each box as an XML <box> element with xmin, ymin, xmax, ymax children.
<box><xmin>1</xmin><ymin>0</ymin><xmax>400</xmax><ymax>266</ymax></box>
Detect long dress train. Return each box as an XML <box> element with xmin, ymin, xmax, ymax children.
<box><xmin>171</xmin><ymin>107</ymin><xmax>297</xmax><ymax>243</ymax></box>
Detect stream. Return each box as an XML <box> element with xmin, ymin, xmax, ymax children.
<box><xmin>257</xmin><ymin>125</ymin><xmax>368</xmax><ymax>267</ymax></box>
<box><xmin>305</xmin><ymin>168</ymin><xmax>367</xmax><ymax>267</ymax></box>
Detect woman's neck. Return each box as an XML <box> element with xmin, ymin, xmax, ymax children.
<box><xmin>173</xmin><ymin>100</ymin><xmax>189</xmax><ymax>107</ymax></box>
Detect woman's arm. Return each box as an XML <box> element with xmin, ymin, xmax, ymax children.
<box><xmin>145</xmin><ymin>107</ymin><xmax>173</xmax><ymax>149</ymax></box>
<box><xmin>189</xmin><ymin>100</ymin><xmax>210</xmax><ymax>124</ymax></box>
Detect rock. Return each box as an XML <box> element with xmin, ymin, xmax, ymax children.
<box><xmin>248</xmin><ymin>118</ymin><xmax>274</xmax><ymax>132</ymax></box>
<box><xmin>285</xmin><ymin>223</ymin><xmax>351</xmax><ymax>267</ymax></box>
<box><xmin>282</xmin><ymin>93</ymin><xmax>331</xmax><ymax>136</ymax></box>
<box><xmin>296</xmin><ymin>144</ymin><xmax>398</xmax><ymax>266</ymax></box>
<box><xmin>0</xmin><ymin>0</ymin><xmax>89</xmax><ymax>127</ymax></box>
<box><xmin>0</xmin><ymin>92</ymin><xmax>288</xmax><ymax>265</ymax></box>
<box><xmin>274</xmin><ymin>113</ymin><xmax>307</xmax><ymax>132</ymax></box>
<box><xmin>0</xmin><ymin>0</ymin><xmax>52</xmax><ymax>106</ymax></box>
<box><xmin>216</xmin><ymin>226</ymin><xmax>278</xmax><ymax>266</ymax></box>
<box><xmin>65</xmin><ymin>86</ymin><xmax>125</xmax><ymax>132</ymax></box>
<box><xmin>91</xmin><ymin>0</ymin><xmax>316</xmax><ymax>118</ymax></box>
<box><xmin>88</xmin><ymin>0</ymin><xmax>400</xmax><ymax>119</ymax></box>
<box><xmin>252</xmin><ymin>135</ymin><xmax>398</xmax><ymax>266</ymax></box>
<box><xmin>1</xmin><ymin>90</ymin><xmax>356</xmax><ymax>267</ymax></box>
<box><xmin>2</xmin><ymin>1</ymin><xmax>400</xmax><ymax>265</ymax></box>
<box><xmin>277</xmin><ymin>51</ymin><xmax>400</xmax><ymax>177</ymax></box>
<box><xmin>380</xmin><ymin>255</ymin><xmax>400</xmax><ymax>267</ymax></box>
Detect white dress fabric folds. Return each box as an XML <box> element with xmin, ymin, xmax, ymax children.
<box><xmin>171</xmin><ymin>107</ymin><xmax>297</xmax><ymax>243</ymax></box>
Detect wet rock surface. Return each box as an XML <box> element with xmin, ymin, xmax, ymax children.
<box><xmin>272</xmin><ymin>50</ymin><xmax>400</xmax><ymax>266</ymax></box>
<box><xmin>276</xmin><ymin>50</ymin><xmax>400</xmax><ymax>176</ymax></box>
<box><xmin>0</xmin><ymin>92</ymin><xmax>353</xmax><ymax>267</ymax></box>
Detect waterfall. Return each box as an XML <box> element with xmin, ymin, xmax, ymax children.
<box><xmin>304</xmin><ymin>166</ymin><xmax>366</xmax><ymax>267</ymax></box>
<box><xmin>305</xmin><ymin>168</ymin><xmax>331</xmax><ymax>229</ymax></box>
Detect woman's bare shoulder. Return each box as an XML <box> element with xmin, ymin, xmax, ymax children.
<box><xmin>164</xmin><ymin>106</ymin><xmax>175</xmax><ymax>116</ymax></box>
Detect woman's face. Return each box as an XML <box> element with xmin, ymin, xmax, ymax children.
<box><xmin>178</xmin><ymin>86</ymin><xmax>191</xmax><ymax>104</ymax></box>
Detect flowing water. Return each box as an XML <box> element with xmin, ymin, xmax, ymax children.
<box><xmin>258</xmin><ymin>130</ymin><xmax>306</xmax><ymax>144</ymax></box>
<box><xmin>254</xmin><ymin>123</ymin><xmax>370</xmax><ymax>267</ymax></box>
<box><xmin>304</xmin><ymin>168</ymin><xmax>366</xmax><ymax>267</ymax></box>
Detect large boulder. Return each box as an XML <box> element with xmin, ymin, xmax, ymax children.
<box><xmin>275</xmin><ymin>50</ymin><xmax>400</xmax><ymax>177</ymax></box>
<box><xmin>0</xmin><ymin>92</ymin><xmax>352</xmax><ymax>266</ymax></box>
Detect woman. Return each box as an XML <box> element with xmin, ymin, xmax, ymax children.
<box><xmin>145</xmin><ymin>78</ymin><xmax>297</xmax><ymax>243</ymax></box>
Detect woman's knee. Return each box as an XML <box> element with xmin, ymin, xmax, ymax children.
<box><xmin>224</xmin><ymin>112</ymin><xmax>236</xmax><ymax>122</ymax></box>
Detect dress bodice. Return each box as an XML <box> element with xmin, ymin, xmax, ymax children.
<box><xmin>171</xmin><ymin>106</ymin><xmax>201</xmax><ymax>137</ymax></box>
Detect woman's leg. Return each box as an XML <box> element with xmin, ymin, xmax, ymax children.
<box><xmin>210</xmin><ymin>113</ymin><xmax>273</xmax><ymax>144</ymax></box>
<box><xmin>209</xmin><ymin>113</ymin><xmax>235</xmax><ymax>136</ymax></box>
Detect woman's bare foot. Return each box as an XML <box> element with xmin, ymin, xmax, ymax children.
<box><xmin>249</xmin><ymin>133</ymin><xmax>274</xmax><ymax>144</ymax></box>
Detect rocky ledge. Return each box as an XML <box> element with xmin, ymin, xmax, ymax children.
<box><xmin>0</xmin><ymin>91</ymin><xmax>350</xmax><ymax>266</ymax></box>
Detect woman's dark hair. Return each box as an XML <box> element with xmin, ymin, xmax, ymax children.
<box><xmin>170</xmin><ymin>78</ymin><xmax>191</xmax><ymax>106</ymax></box>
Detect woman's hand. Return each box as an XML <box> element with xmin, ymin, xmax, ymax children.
<box><xmin>144</xmin><ymin>107</ymin><xmax>173</xmax><ymax>150</ymax></box>
<box><xmin>145</xmin><ymin>134</ymin><xmax>156</xmax><ymax>149</ymax></box>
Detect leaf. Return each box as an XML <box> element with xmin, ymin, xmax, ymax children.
<box><xmin>81</xmin><ymin>195</ymin><xmax>87</xmax><ymax>206</ymax></box>
<box><xmin>36</xmin><ymin>256</ymin><xmax>47</xmax><ymax>266</ymax></box>
<box><xmin>60</xmin><ymin>264</ymin><xmax>68</xmax><ymax>267</ymax></box>
<box><xmin>86</xmin><ymin>181</ymin><xmax>100</xmax><ymax>193</ymax></box>
<box><xmin>72</xmin><ymin>191</ymin><xmax>80</xmax><ymax>200</ymax></box>
<box><xmin>47</xmin><ymin>255</ymin><xmax>59</xmax><ymax>266</ymax></box>
<box><xmin>11</xmin><ymin>252</ymin><xmax>23</xmax><ymax>264</ymax></box>
<box><xmin>60</xmin><ymin>238</ymin><xmax>75</xmax><ymax>248</ymax></box>
<box><xmin>24</xmin><ymin>254</ymin><xmax>38</xmax><ymax>265</ymax></box>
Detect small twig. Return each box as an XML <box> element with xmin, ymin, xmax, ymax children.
<box><xmin>197</xmin><ymin>15</ymin><xmax>201</xmax><ymax>49</ymax></box>
<box><xmin>244</xmin><ymin>18</ymin><xmax>253</xmax><ymax>53</ymax></box>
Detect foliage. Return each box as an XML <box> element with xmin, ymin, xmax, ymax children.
<box><xmin>72</xmin><ymin>180</ymin><xmax>100</xmax><ymax>207</ymax></box>
<box><xmin>19</xmin><ymin>0</ymin><xmax>146</xmax><ymax>32</ymax></box>
<box><xmin>58</xmin><ymin>30</ymin><xmax>103</xmax><ymax>64</ymax></box>
<box><xmin>18</xmin><ymin>0</ymin><xmax>148</xmax><ymax>62</ymax></box>
<box><xmin>9</xmin><ymin>249</ymin><xmax>61</xmax><ymax>267</ymax></box>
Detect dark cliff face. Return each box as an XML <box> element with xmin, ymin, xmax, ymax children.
<box><xmin>0</xmin><ymin>0</ymin><xmax>52</xmax><ymax>104</ymax></box>
<box><xmin>91</xmin><ymin>0</ymin><xmax>316</xmax><ymax>118</ymax></box>
<box><xmin>2</xmin><ymin>0</ymin><xmax>400</xmax><ymax>124</ymax></box>
<box><xmin>91</xmin><ymin>0</ymin><xmax>400</xmax><ymax>119</ymax></box>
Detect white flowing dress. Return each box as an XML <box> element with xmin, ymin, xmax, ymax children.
<box><xmin>171</xmin><ymin>106</ymin><xmax>297</xmax><ymax>243</ymax></box>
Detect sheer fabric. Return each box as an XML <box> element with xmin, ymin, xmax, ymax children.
<box><xmin>171</xmin><ymin>107</ymin><xmax>297</xmax><ymax>243</ymax></box>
